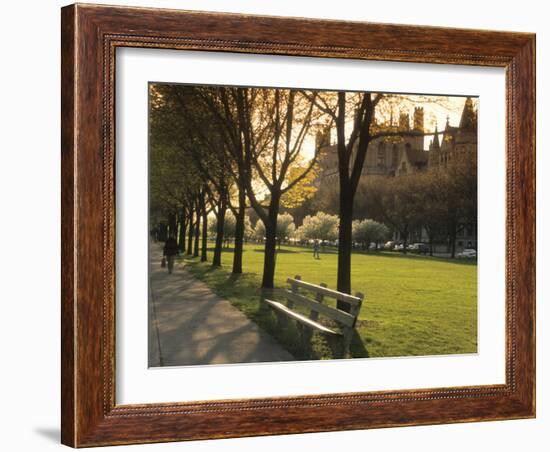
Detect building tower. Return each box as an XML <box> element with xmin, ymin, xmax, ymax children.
<box><xmin>413</xmin><ymin>107</ymin><xmax>424</xmax><ymax>132</ymax></box>
<box><xmin>399</xmin><ymin>111</ymin><xmax>410</xmax><ymax>130</ymax></box>
<box><xmin>412</xmin><ymin>107</ymin><xmax>424</xmax><ymax>150</ymax></box>
<box><xmin>455</xmin><ymin>96</ymin><xmax>478</xmax><ymax>153</ymax></box>
<box><xmin>432</xmin><ymin>124</ymin><xmax>440</xmax><ymax>150</ymax></box>
<box><xmin>428</xmin><ymin>124</ymin><xmax>440</xmax><ymax>167</ymax></box>
<box><xmin>458</xmin><ymin>97</ymin><xmax>476</xmax><ymax>131</ymax></box>
<box><xmin>315</xmin><ymin>125</ymin><xmax>331</xmax><ymax>149</ymax></box>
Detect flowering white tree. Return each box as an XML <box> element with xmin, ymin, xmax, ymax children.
<box><xmin>295</xmin><ymin>212</ymin><xmax>339</xmax><ymax>242</ymax></box>
<box><xmin>253</xmin><ymin>213</ymin><xmax>296</xmax><ymax>243</ymax></box>
<box><xmin>209</xmin><ymin>211</ymin><xmax>253</xmax><ymax>247</ymax></box>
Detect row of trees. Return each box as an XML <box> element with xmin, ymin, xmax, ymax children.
<box><xmin>312</xmin><ymin>150</ymin><xmax>477</xmax><ymax>257</ymax></box>
<box><xmin>151</xmin><ymin>85</ymin><xmax>326</xmax><ymax>289</ymax></box>
<box><xmin>198</xmin><ymin>208</ymin><xmax>390</xmax><ymax>251</ymax></box>
<box><xmin>150</xmin><ymin>84</ymin><xmax>475</xmax><ymax>311</ymax></box>
<box><xmin>152</xmin><ymin>148</ymin><xmax>473</xmax><ymax>267</ymax></box>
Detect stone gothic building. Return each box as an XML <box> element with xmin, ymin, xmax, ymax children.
<box><xmin>427</xmin><ymin>97</ymin><xmax>478</xmax><ymax>168</ymax></box>
<box><xmin>316</xmin><ymin>97</ymin><xmax>478</xmax><ymax>253</ymax></box>
<box><xmin>317</xmin><ymin>97</ymin><xmax>477</xmax><ymax>181</ymax></box>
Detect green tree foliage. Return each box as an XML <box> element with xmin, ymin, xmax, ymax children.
<box><xmin>379</xmin><ymin>175</ymin><xmax>423</xmax><ymax>252</ymax></box>
<box><xmin>424</xmin><ymin>150</ymin><xmax>477</xmax><ymax>257</ymax></box>
<box><xmin>352</xmin><ymin>219</ymin><xmax>389</xmax><ymax>249</ymax></box>
<box><xmin>149</xmin><ymin>85</ymin><xmax>207</xmax><ymax>250</ymax></box>
<box><xmin>280</xmin><ymin>160</ymin><xmax>319</xmax><ymax>209</ymax></box>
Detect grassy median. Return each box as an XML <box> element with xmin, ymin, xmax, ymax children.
<box><xmin>181</xmin><ymin>243</ymin><xmax>477</xmax><ymax>360</ymax></box>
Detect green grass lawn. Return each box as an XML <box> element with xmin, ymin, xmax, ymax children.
<box><xmin>181</xmin><ymin>243</ymin><xmax>477</xmax><ymax>360</ymax></box>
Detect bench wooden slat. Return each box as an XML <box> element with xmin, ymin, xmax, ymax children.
<box><xmin>287</xmin><ymin>278</ymin><xmax>363</xmax><ymax>306</ymax></box>
<box><xmin>284</xmin><ymin>290</ymin><xmax>356</xmax><ymax>328</ymax></box>
<box><xmin>264</xmin><ymin>299</ymin><xmax>341</xmax><ymax>336</ymax></box>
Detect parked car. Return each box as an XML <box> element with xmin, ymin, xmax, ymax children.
<box><xmin>393</xmin><ymin>243</ymin><xmax>405</xmax><ymax>251</ymax></box>
<box><xmin>409</xmin><ymin>243</ymin><xmax>429</xmax><ymax>254</ymax></box>
<box><xmin>457</xmin><ymin>248</ymin><xmax>477</xmax><ymax>258</ymax></box>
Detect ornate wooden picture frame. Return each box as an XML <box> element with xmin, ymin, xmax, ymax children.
<box><xmin>61</xmin><ymin>3</ymin><xmax>535</xmax><ymax>447</ymax></box>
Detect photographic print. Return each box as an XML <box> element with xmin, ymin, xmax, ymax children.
<box><xmin>148</xmin><ymin>84</ymin><xmax>478</xmax><ymax>367</ymax></box>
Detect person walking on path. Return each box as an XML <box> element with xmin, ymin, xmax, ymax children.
<box><xmin>313</xmin><ymin>239</ymin><xmax>321</xmax><ymax>260</ymax></box>
<box><xmin>163</xmin><ymin>235</ymin><xmax>179</xmax><ymax>274</ymax></box>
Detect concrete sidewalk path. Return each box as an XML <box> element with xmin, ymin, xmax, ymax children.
<box><xmin>148</xmin><ymin>243</ymin><xmax>294</xmax><ymax>367</ymax></box>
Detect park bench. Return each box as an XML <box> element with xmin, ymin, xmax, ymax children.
<box><xmin>265</xmin><ymin>275</ymin><xmax>364</xmax><ymax>358</ymax></box>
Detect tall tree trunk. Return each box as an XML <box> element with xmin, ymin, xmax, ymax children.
<box><xmin>200</xmin><ymin>197</ymin><xmax>208</xmax><ymax>262</ymax></box>
<box><xmin>450</xmin><ymin>227</ymin><xmax>457</xmax><ymax>258</ymax></box>
<box><xmin>261</xmin><ymin>219</ymin><xmax>278</xmax><ymax>289</ymax></box>
<box><xmin>261</xmin><ymin>199</ymin><xmax>280</xmax><ymax>289</ymax></box>
<box><xmin>402</xmin><ymin>225</ymin><xmax>409</xmax><ymax>255</ymax></box>
<box><xmin>334</xmin><ymin>91</ymin><xmax>371</xmax><ymax>308</ymax></box>
<box><xmin>178</xmin><ymin>209</ymin><xmax>187</xmax><ymax>253</ymax></box>
<box><xmin>212</xmin><ymin>198</ymin><xmax>226</xmax><ymax>266</ymax></box>
<box><xmin>186</xmin><ymin>208</ymin><xmax>194</xmax><ymax>256</ymax></box>
<box><xmin>193</xmin><ymin>209</ymin><xmax>200</xmax><ymax>258</ymax></box>
<box><xmin>232</xmin><ymin>189</ymin><xmax>246</xmax><ymax>274</ymax></box>
<box><xmin>337</xmin><ymin>189</ymin><xmax>354</xmax><ymax>311</ymax></box>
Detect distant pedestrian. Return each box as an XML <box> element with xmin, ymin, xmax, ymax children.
<box><xmin>163</xmin><ymin>235</ymin><xmax>179</xmax><ymax>274</ymax></box>
<box><xmin>313</xmin><ymin>239</ymin><xmax>321</xmax><ymax>259</ymax></box>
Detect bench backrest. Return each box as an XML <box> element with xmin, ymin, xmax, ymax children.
<box><xmin>285</xmin><ymin>275</ymin><xmax>363</xmax><ymax>329</ymax></box>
